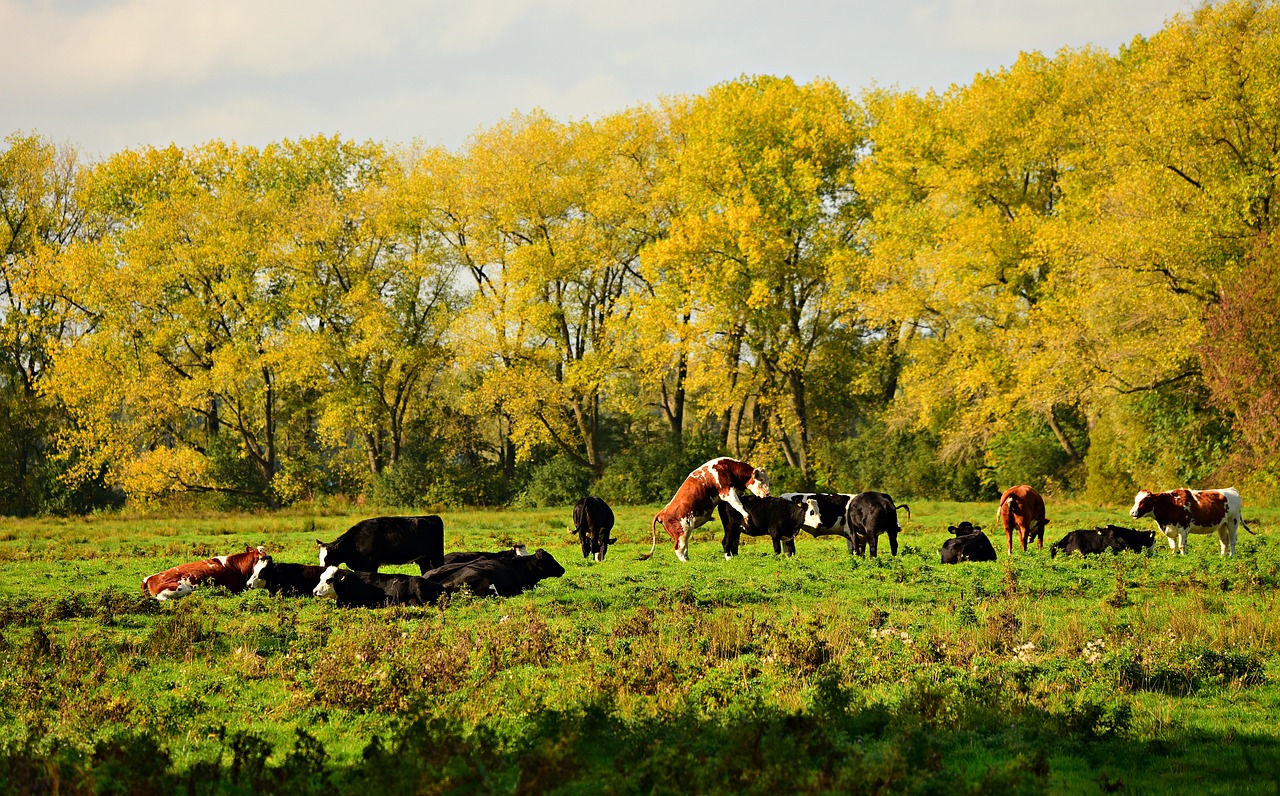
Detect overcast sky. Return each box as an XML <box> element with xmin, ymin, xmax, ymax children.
<box><xmin>3</xmin><ymin>0</ymin><xmax>1196</xmax><ymax>159</ymax></box>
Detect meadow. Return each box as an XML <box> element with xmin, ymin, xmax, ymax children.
<box><xmin>1</xmin><ymin>501</ymin><xmax>1279</xmax><ymax>794</ymax></box>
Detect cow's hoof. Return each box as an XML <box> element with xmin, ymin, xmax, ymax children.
<box><xmin>676</xmin><ymin>551</ymin><xmax>689</xmax><ymax>563</ymax></box>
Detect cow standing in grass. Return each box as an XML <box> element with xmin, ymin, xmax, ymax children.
<box><xmin>317</xmin><ymin>515</ymin><xmax>445</xmax><ymax>573</ymax></box>
<box><xmin>1129</xmin><ymin>488</ymin><xmax>1255</xmax><ymax>555</ymax></box>
<box><xmin>647</xmin><ymin>458</ymin><xmax>770</xmax><ymax>562</ymax></box>
<box><xmin>573</xmin><ymin>496</ymin><xmax>616</xmax><ymax>562</ymax></box>
<box><xmin>998</xmin><ymin>485</ymin><xmax>1049</xmax><ymax>555</ymax></box>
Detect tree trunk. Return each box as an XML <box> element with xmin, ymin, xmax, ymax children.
<box><xmin>1046</xmin><ymin>405</ymin><xmax>1084</xmax><ymax>464</ymax></box>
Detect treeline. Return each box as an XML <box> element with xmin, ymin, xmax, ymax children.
<box><xmin>2</xmin><ymin>0</ymin><xmax>1279</xmax><ymax>515</ymax></box>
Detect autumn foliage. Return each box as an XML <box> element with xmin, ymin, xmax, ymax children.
<box><xmin>3</xmin><ymin>1</ymin><xmax>1279</xmax><ymax>512</ymax></box>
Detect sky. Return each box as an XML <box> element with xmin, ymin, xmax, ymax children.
<box><xmin>2</xmin><ymin>0</ymin><xmax>1197</xmax><ymax>159</ymax></box>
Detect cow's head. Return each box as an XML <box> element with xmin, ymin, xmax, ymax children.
<box><xmin>803</xmin><ymin>498</ymin><xmax>823</xmax><ymax>529</ymax></box>
<box><xmin>531</xmin><ymin>548</ymin><xmax>566</xmax><ymax>578</ymax></box>
<box><xmin>1129</xmin><ymin>490</ymin><xmax>1154</xmax><ymax>519</ymax></box>
<box><xmin>313</xmin><ymin>565</ymin><xmax>341</xmax><ymax>599</ymax></box>
<box><xmin>317</xmin><ymin>539</ymin><xmax>333</xmax><ymax>567</ymax></box>
<box><xmin>947</xmin><ymin>522</ymin><xmax>981</xmax><ymax>536</ymax></box>
<box><xmin>247</xmin><ymin>555</ymin><xmax>272</xmax><ymax>590</ymax></box>
<box><xmin>747</xmin><ymin>468</ymin><xmax>770</xmax><ymax>498</ymax></box>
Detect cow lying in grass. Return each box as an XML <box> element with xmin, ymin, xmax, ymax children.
<box><xmin>940</xmin><ymin>522</ymin><xmax>996</xmax><ymax>564</ymax></box>
<box><xmin>142</xmin><ymin>546</ymin><xmax>268</xmax><ymax>601</ymax></box>
<box><xmin>1049</xmin><ymin>526</ymin><xmax>1156</xmax><ymax>558</ymax></box>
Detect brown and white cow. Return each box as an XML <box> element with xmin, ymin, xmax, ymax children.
<box><xmin>141</xmin><ymin>546</ymin><xmax>269</xmax><ymax>601</ymax></box>
<box><xmin>1129</xmin><ymin>488</ymin><xmax>1254</xmax><ymax>555</ymax></box>
<box><xmin>646</xmin><ymin>458</ymin><xmax>770</xmax><ymax>562</ymax></box>
<box><xmin>997</xmin><ymin>485</ymin><xmax>1049</xmax><ymax>555</ymax></box>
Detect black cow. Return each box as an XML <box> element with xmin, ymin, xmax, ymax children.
<box><xmin>437</xmin><ymin>546</ymin><xmax>529</xmax><ymax>568</ymax></box>
<box><xmin>783</xmin><ymin>492</ymin><xmax>856</xmax><ymax>553</ymax></box>
<box><xmin>720</xmin><ymin>489</ymin><xmax>817</xmax><ymax>558</ymax></box>
<box><xmin>317</xmin><ymin>515</ymin><xmax>445</xmax><ymax>574</ymax></box>
<box><xmin>1050</xmin><ymin>526</ymin><xmax>1157</xmax><ymax>558</ymax></box>
<box><xmin>845</xmin><ymin>492</ymin><xmax>910</xmax><ymax>557</ymax></box>
<box><xmin>432</xmin><ymin>549</ymin><xmax>566</xmax><ymax>597</ymax></box>
<box><xmin>312</xmin><ymin>567</ymin><xmax>444</xmax><ymax>608</ymax></box>
<box><xmin>246</xmin><ymin>560</ymin><xmax>327</xmax><ymax>597</ymax></box>
<box><xmin>940</xmin><ymin>521</ymin><xmax>997</xmax><ymax>564</ymax></box>
<box><xmin>573</xmin><ymin>496</ymin><xmax>617</xmax><ymax>561</ymax></box>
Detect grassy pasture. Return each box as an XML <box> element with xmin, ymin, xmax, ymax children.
<box><xmin>1</xmin><ymin>501</ymin><xmax>1279</xmax><ymax>794</ymax></box>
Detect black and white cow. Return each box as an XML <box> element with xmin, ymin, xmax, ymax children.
<box><xmin>1049</xmin><ymin>526</ymin><xmax>1156</xmax><ymax>558</ymax></box>
<box><xmin>246</xmin><ymin>560</ymin><xmax>328</xmax><ymax>597</ymax></box>
<box><xmin>783</xmin><ymin>492</ymin><xmax>856</xmax><ymax>553</ymax></box>
<box><xmin>573</xmin><ymin>496</ymin><xmax>617</xmax><ymax>562</ymax></box>
<box><xmin>316</xmin><ymin>515</ymin><xmax>445</xmax><ymax>574</ymax></box>
<box><xmin>720</xmin><ymin>489</ymin><xmax>820</xmax><ymax>558</ymax></box>
<box><xmin>312</xmin><ymin>567</ymin><xmax>444</xmax><ymax>608</ymax></box>
<box><xmin>940</xmin><ymin>522</ymin><xmax>997</xmax><ymax>564</ymax></box>
<box><xmin>431</xmin><ymin>549</ymin><xmax>566</xmax><ymax>597</ymax></box>
<box><xmin>845</xmin><ymin>492</ymin><xmax>910</xmax><ymax>557</ymax></box>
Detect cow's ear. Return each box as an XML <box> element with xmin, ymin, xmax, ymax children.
<box><xmin>316</xmin><ymin>539</ymin><xmax>325</xmax><ymax>547</ymax></box>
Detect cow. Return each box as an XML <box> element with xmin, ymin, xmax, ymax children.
<box><xmin>316</xmin><ymin>515</ymin><xmax>445</xmax><ymax>573</ymax></box>
<box><xmin>573</xmin><ymin>496</ymin><xmax>617</xmax><ymax>562</ymax></box>
<box><xmin>646</xmin><ymin>457</ymin><xmax>770</xmax><ymax>562</ymax></box>
<box><xmin>430</xmin><ymin>548</ymin><xmax>566</xmax><ymax>597</ymax></box>
<box><xmin>783</xmin><ymin>492</ymin><xmax>856</xmax><ymax>553</ymax></box>
<box><xmin>142</xmin><ymin>546</ymin><xmax>268</xmax><ymax>601</ymax></box>
<box><xmin>844</xmin><ymin>492</ymin><xmax>909</xmax><ymax>557</ymax></box>
<box><xmin>1129</xmin><ymin>488</ymin><xmax>1255</xmax><ymax>555</ymax></box>
<box><xmin>998</xmin><ymin>485</ymin><xmax>1050</xmax><ymax>555</ymax></box>
<box><xmin>718</xmin><ymin>490</ymin><xmax>820</xmax><ymax>558</ymax></box>
<box><xmin>1049</xmin><ymin>526</ymin><xmax>1156</xmax><ymax>558</ymax></box>
<box><xmin>940</xmin><ymin>522</ymin><xmax>997</xmax><ymax>564</ymax></box>
<box><xmin>436</xmin><ymin>546</ymin><xmax>529</xmax><ymax>569</ymax></box>
<box><xmin>246</xmin><ymin>560</ymin><xmax>328</xmax><ymax>597</ymax></box>
<box><xmin>312</xmin><ymin>567</ymin><xmax>444</xmax><ymax>608</ymax></box>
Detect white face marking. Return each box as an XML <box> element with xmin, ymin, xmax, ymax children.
<box><xmin>247</xmin><ymin>557</ymin><xmax>271</xmax><ymax>589</ymax></box>
<box><xmin>313</xmin><ymin>566</ymin><xmax>339</xmax><ymax>598</ymax></box>
<box><xmin>514</xmin><ymin>545</ymin><xmax>530</xmax><ymax>557</ymax></box>
<box><xmin>1129</xmin><ymin>491</ymin><xmax>1151</xmax><ymax>519</ymax></box>
<box><xmin>318</xmin><ymin>547</ymin><xmax>329</xmax><ymax>567</ymax></box>
<box><xmin>804</xmin><ymin>498</ymin><xmax>822</xmax><ymax>528</ymax></box>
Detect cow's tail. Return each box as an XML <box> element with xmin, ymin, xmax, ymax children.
<box><xmin>894</xmin><ymin>503</ymin><xmax>911</xmax><ymax>520</ymax></box>
<box><xmin>1241</xmin><ymin>517</ymin><xmax>1258</xmax><ymax>536</ymax></box>
<box><xmin>640</xmin><ymin>513</ymin><xmax>660</xmax><ymax>560</ymax></box>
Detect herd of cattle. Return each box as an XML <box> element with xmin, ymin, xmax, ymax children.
<box><xmin>142</xmin><ymin>515</ymin><xmax>566</xmax><ymax>607</ymax></box>
<box><xmin>139</xmin><ymin>457</ymin><xmax>1259</xmax><ymax>607</ymax></box>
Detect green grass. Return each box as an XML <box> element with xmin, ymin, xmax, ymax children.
<box><xmin>2</xmin><ymin>501</ymin><xmax>1279</xmax><ymax>794</ymax></box>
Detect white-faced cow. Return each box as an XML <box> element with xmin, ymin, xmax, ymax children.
<box><xmin>142</xmin><ymin>546</ymin><xmax>269</xmax><ymax>601</ymax></box>
<box><xmin>783</xmin><ymin>492</ymin><xmax>856</xmax><ymax>553</ymax></box>
<box><xmin>844</xmin><ymin>492</ymin><xmax>909</xmax><ymax>557</ymax></box>
<box><xmin>430</xmin><ymin>548</ymin><xmax>566</xmax><ymax>597</ymax></box>
<box><xmin>1129</xmin><ymin>488</ymin><xmax>1255</xmax><ymax>555</ymax></box>
<box><xmin>1049</xmin><ymin>526</ymin><xmax>1156</xmax><ymax>559</ymax></box>
<box><xmin>718</xmin><ymin>489</ymin><xmax>820</xmax><ymax>558</ymax></box>
<box><xmin>573</xmin><ymin>496</ymin><xmax>617</xmax><ymax>562</ymax></box>
<box><xmin>998</xmin><ymin>485</ymin><xmax>1050</xmax><ymax>555</ymax></box>
<box><xmin>940</xmin><ymin>522</ymin><xmax>997</xmax><ymax>564</ymax></box>
<box><xmin>647</xmin><ymin>458</ymin><xmax>770</xmax><ymax>562</ymax></box>
<box><xmin>312</xmin><ymin>567</ymin><xmax>444</xmax><ymax>608</ymax></box>
<box><xmin>317</xmin><ymin>515</ymin><xmax>445</xmax><ymax>573</ymax></box>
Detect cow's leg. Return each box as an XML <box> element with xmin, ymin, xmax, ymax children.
<box><xmin>675</xmin><ymin>521</ymin><xmax>692</xmax><ymax>562</ymax></box>
<box><xmin>888</xmin><ymin>530</ymin><xmax>899</xmax><ymax>556</ymax></box>
<box><xmin>723</xmin><ymin>487</ymin><xmax>749</xmax><ymax>518</ymax></box>
<box><xmin>1178</xmin><ymin>528</ymin><xmax>1189</xmax><ymax>555</ymax></box>
<box><xmin>843</xmin><ymin>532</ymin><xmax>856</xmax><ymax>554</ymax></box>
<box><xmin>869</xmin><ymin>533</ymin><xmax>879</xmax><ymax>558</ymax></box>
<box><xmin>783</xmin><ymin>537</ymin><xmax>796</xmax><ymax>557</ymax></box>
